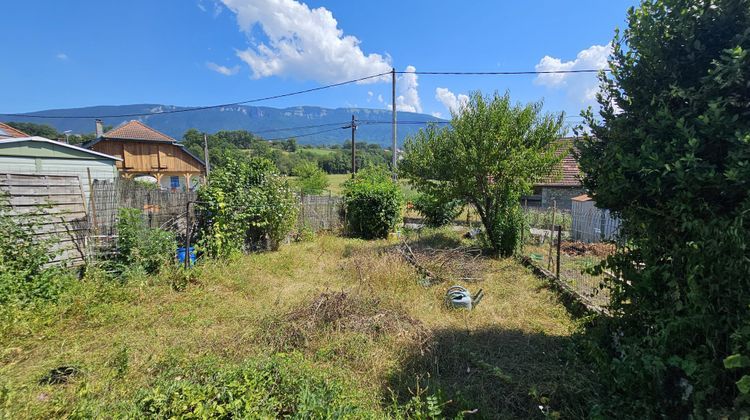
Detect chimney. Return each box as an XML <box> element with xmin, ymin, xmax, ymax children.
<box><xmin>95</xmin><ymin>119</ymin><xmax>104</xmax><ymax>138</ymax></box>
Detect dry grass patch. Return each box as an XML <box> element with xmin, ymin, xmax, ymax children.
<box><xmin>0</xmin><ymin>230</ymin><xmax>591</xmax><ymax>418</ymax></box>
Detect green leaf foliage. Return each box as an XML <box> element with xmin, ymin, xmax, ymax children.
<box><xmin>197</xmin><ymin>157</ymin><xmax>298</xmax><ymax>255</ymax></box>
<box><xmin>293</xmin><ymin>161</ymin><xmax>329</xmax><ymax>195</ymax></box>
<box><xmin>138</xmin><ymin>353</ymin><xmax>369</xmax><ymax>418</ymax></box>
<box><xmin>115</xmin><ymin>208</ymin><xmax>177</xmax><ymax>276</ymax></box>
<box><xmin>400</xmin><ymin>91</ymin><xmax>565</xmax><ymax>256</ymax></box>
<box><xmin>0</xmin><ymin>203</ymin><xmax>72</xmax><ymax>305</ymax></box>
<box><xmin>575</xmin><ymin>0</ymin><xmax>750</xmax><ymax>416</ymax></box>
<box><xmin>412</xmin><ymin>192</ymin><xmax>463</xmax><ymax>228</ymax></box>
<box><xmin>342</xmin><ymin>167</ymin><xmax>404</xmax><ymax>239</ymax></box>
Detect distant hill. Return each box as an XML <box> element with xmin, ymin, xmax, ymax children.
<box><xmin>3</xmin><ymin>104</ymin><xmax>446</xmax><ymax>147</ymax></box>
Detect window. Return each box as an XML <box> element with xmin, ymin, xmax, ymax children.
<box><xmin>170</xmin><ymin>176</ymin><xmax>180</xmax><ymax>189</ymax></box>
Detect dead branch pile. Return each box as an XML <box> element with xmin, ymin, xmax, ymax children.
<box><xmin>397</xmin><ymin>240</ymin><xmax>486</xmax><ymax>285</ymax></box>
<box><xmin>561</xmin><ymin>241</ymin><xmax>616</xmax><ymax>257</ymax></box>
<box><xmin>267</xmin><ymin>291</ymin><xmax>429</xmax><ymax>349</ymax></box>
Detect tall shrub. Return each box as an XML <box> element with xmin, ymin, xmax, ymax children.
<box><xmin>412</xmin><ymin>192</ymin><xmax>463</xmax><ymax>228</ymax></box>
<box><xmin>197</xmin><ymin>158</ymin><xmax>298</xmax><ymax>255</ymax></box>
<box><xmin>400</xmin><ymin>91</ymin><xmax>565</xmax><ymax>256</ymax></box>
<box><xmin>293</xmin><ymin>161</ymin><xmax>329</xmax><ymax>195</ymax></box>
<box><xmin>342</xmin><ymin>167</ymin><xmax>404</xmax><ymax>239</ymax></box>
<box><xmin>576</xmin><ymin>0</ymin><xmax>750</xmax><ymax>415</ymax></box>
<box><xmin>115</xmin><ymin>208</ymin><xmax>177</xmax><ymax>275</ymax></box>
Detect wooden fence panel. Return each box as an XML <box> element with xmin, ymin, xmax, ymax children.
<box><xmin>0</xmin><ymin>173</ymin><xmax>88</xmax><ymax>267</ymax></box>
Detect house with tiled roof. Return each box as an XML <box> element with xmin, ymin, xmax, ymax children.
<box><xmin>84</xmin><ymin>120</ymin><xmax>206</xmax><ymax>190</ymax></box>
<box><xmin>522</xmin><ymin>138</ymin><xmax>584</xmax><ymax>210</ymax></box>
<box><xmin>0</xmin><ymin>122</ymin><xmax>30</xmax><ymax>139</ymax></box>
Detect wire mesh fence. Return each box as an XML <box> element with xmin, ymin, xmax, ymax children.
<box><xmin>521</xmin><ymin>201</ymin><xmax>621</xmax><ymax>310</ymax></box>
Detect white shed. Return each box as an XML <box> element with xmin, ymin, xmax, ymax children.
<box><xmin>0</xmin><ymin>136</ymin><xmax>120</xmax><ymax>204</ymax></box>
<box><xmin>571</xmin><ymin>194</ymin><xmax>621</xmax><ymax>243</ymax></box>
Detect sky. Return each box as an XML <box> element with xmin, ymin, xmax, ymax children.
<box><xmin>0</xmin><ymin>0</ymin><xmax>638</xmax><ymax>125</ymax></box>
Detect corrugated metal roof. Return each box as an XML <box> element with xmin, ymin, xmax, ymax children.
<box><xmin>0</xmin><ymin>136</ymin><xmax>122</xmax><ymax>161</ymax></box>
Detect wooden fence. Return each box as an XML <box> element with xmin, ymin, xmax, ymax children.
<box><xmin>90</xmin><ymin>180</ymin><xmax>197</xmax><ymax>235</ymax></box>
<box><xmin>0</xmin><ymin>174</ymin><xmax>344</xmax><ymax>267</ymax></box>
<box><xmin>0</xmin><ymin>173</ymin><xmax>89</xmax><ymax>266</ymax></box>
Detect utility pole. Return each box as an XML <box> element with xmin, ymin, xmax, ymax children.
<box><xmin>203</xmin><ymin>133</ymin><xmax>211</xmax><ymax>177</ymax></box>
<box><xmin>391</xmin><ymin>67</ymin><xmax>397</xmax><ymax>180</ymax></box>
<box><xmin>349</xmin><ymin>114</ymin><xmax>357</xmax><ymax>179</ymax></box>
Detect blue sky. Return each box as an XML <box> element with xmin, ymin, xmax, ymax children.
<box><xmin>1</xmin><ymin>0</ymin><xmax>637</xmax><ymax>124</ymax></box>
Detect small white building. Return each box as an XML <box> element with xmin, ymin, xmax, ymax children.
<box><xmin>0</xmin><ymin>136</ymin><xmax>120</xmax><ymax>203</ymax></box>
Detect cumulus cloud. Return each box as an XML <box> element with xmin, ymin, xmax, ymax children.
<box><xmin>55</xmin><ymin>53</ymin><xmax>68</xmax><ymax>60</ymax></box>
<box><xmin>221</xmin><ymin>0</ymin><xmax>391</xmax><ymax>83</ymax></box>
<box><xmin>207</xmin><ymin>62</ymin><xmax>240</xmax><ymax>76</ymax></box>
<box><xmin>534</xmin><ymin>44</ymin><xmax>611</xmax><ymax>104</ymax></box>
<box><xmin>386</xmin><ymin>66</ymin><xmax>422</xmax><ymax>113</ymax></box>
<box><xmin>435</xmin><ymin>87</ymin><xmax>469</xmax><ymax>115</ymax></box>
<box><xmin>431</xmin><ymin>111</ymin><xmax>443</xmax><ymax>118</ymax></box>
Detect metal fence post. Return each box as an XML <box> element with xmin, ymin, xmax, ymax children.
<box><xmin>556</xmin><ymin>225</ymin><xmax>562</xmax><ymax>280</ymax></box>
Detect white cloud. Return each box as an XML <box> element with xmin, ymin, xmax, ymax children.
<box><xmin>367</xmin><ymin>91</ymin><xmax>373</xmax><ymax>103</ymax></box>
<box><xmin>377</xmin><ymin>94</ymin><xmax>384</xmax><ymax>104</ymax></box>
<box><xmin>386</xmin><ymin>65</ymin><xmax>422</xmax><ymax>113</ymax></box>
<box><xmin>206</xmin><ymin>62</ymin><xmax>240</xmax><ymax>76</ymax></box>
<box><xmin>221</xmin><ymin>0</ymin><xmax>391</xmax><ymax>83</ymax></box>
<box><xmin>55</xmin><ymin>53</ymin><xmax>68</xmax><ymax>60</ymax></box>
<box><xmin>435</xmin><ymin>87</ymin><xmax>469</xmax><ymax>115</ymax></box>
<box><xmin>534</xmin><ymin>44</ymin><xmax>611</xmax><ymax>105</ymax></box>
<box><xmin>431</xmin><ymin>111</ymin><xmax>442</xmax><ymax>118</ymax></box>
<box><xmin>198</xmin><ymin>0</ymin><xmax>223</xmax><ymax>17</ymax></box>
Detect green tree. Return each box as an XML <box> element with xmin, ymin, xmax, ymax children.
<box><xmin>576</xmin><ymin>0</ymin><xmax>750</xmax><ymax>416</ymax></box>
<box><xmin>400</xmin><ymin>91</ymin><xmax>565</xmax><ymax>256</ymax></box>
<box><xmin>293</xmin><ymin>161</ymin><xmax>329</xmax><ymax>195</ymax></box>
<box><xmin>5</xmin><ymin>122</ymin><xmax>59</xmax><ymax>138</ymax></box>
<box><xmin>182</xmin><ymin>129</ymin><xmax>251</xmax><ymax>169</ymax></box>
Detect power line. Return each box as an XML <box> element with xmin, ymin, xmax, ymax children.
<box><xmin>397</xmin><ymin>69</ymin><xmax>610</xmax><ymax>75</ymax></box>
<box><xmin>251</xmin><ymin>121</ymin><xmax>350</xmax><ymax>134</ymax></box>
<box><xmin>262</xmin><ymin>126</ymin><xmax>347</xmax><ymax>142</ymax></box>
<box><xmin>360</xmin><ymin>120</ymin><xmax>449</xmax><ymax>125</ymax></box>
<box><xmin>2</xmin><ymin>68</ymin><xmax>610</xmax><ymax>120</ymax></box>
<box><xmin>0</xmin><ymin>71</ymin><xmax>391</xmax><ymax>120</ymax></box>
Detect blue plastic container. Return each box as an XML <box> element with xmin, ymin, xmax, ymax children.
<box><xmin>176</xmin><ymin>247</ymin><xmax>196</xmax><ymax>265</ymax></box>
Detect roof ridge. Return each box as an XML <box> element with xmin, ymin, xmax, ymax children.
<box><xmin>103</xmin><ymin>120</ymin><xmax>175</xmax><ymax>142</ymax></box>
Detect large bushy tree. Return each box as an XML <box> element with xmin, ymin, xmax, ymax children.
<box><xmin>400</xmin><ymin>91</ymin><xmax>565</xmax><ymax>256</ymax></box>
<box><xmin>576</xmin><ymin>0</ymin><xmax>750</xmax><ymax>416</ymax></box>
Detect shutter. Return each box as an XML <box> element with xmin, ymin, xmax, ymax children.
<box><xmin>158</xmin><ymin>146</ymin><xmax>168</xmax><ymax>169</ymax></box>
<box><xmin>150</xmin><ymin>145</ymin><xmax>159</xmax><ymax>169</ymax></box>
<box><xmin>123</xmin><ymin>144</ymin><xmax>135</xmax><ymax>169</ymax></box>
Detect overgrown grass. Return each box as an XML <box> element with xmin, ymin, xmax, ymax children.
<box><xmin>0</xmin><ymin>229</ymin><xmax>592</xmax><ymax>418</ymax></box>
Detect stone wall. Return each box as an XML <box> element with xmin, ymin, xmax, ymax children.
<box><xmin>541</xmin><ymin>186</ymin><xmax>585</xmax><ymax>210</ymax></box>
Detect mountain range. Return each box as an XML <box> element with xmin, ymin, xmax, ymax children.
<box><xmin>4</xmin><ymin>104</ymin><xmax>446</xmax><ymax>147</ymax></box>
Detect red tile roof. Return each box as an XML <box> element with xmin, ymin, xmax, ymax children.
<box><xmin>102</xmin><ymin>120</ymin><xmax>175</xmax><ymax>142</ymax></box>
<box><xmin>536</xmin><ymin>139</ymin><xmax>582</xmax><ymax>187</ymax></box>
<box><xmin>0</xmin><ymin>122</ymin><xmax>30</xmax><ymax>139</ymax></box>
